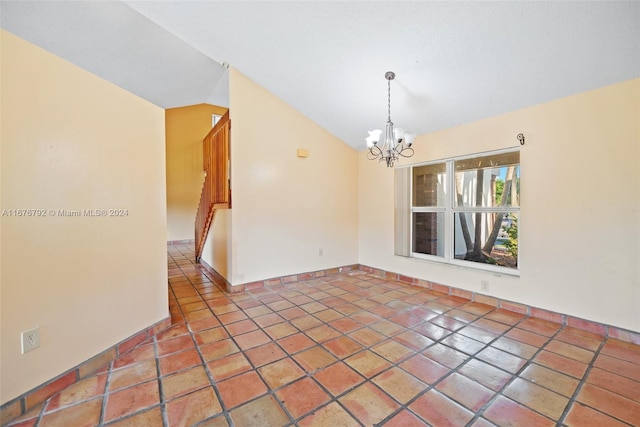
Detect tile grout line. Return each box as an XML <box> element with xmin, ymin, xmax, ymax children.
<box><xmin>452</xmin><ymin>318</ymin><xmax>545</xmax><ymax>425</ymax></box>
<box><xmin>168</xmin><ymin>250</ymin><xmax>640</xmax><ymax>426</ymax></box>
<box><xmin>468</xmin><ymin>322</ymin><xmax>572</xmax><ymax>426</ymax></box>
<box><xmin>361</xmin><ymin>280</ymin><xmax>498</xmax><ymax>423</ymax></box>
<box><xmin>286</xmin><ymin>277</ymin><xmax>487</xmax><ymax>424</ymax></box>
<box><xmin>241</xmin><ymin>275</ymin><xmax>470</xmax><ymax>424</ymax></box>
<box><xmin>185</xmin><ymin>264</ymin><xmax>277</xmax><ymax>424</ymax></box>
<box><xmin>182</xmin><ymin>249</ymin><xmax>565</xmax><ymax>425</ymax></box>
<box><xmin>554</xmin><ymin>336</ymin><xmax>630</xmax><ymax>426</ymax></box>
<box><xmin>30</xmin><ymin>397</ymin><xmax>46</xmax><ymax>427</ymax></box>
<box><xmin>139</xmin><ymin>246</ymin><xmax>639</xmax><ymax>426</ymax></box>
<box><xmin>374</xmin><ymin>303</ymin><xmax>522</xmax><ymax>425</ymax></box>
<box><xmin>170</xmin><ymin>250</ymin><xmax>233</xmax><ymax>426</ymax></box>
<box><xmin>278</xmin><ymin>274</ymin><xmax>408</xmax><ymax>426</ymax></box>
<box><xmin>174</xmin><ymin>248</ymin><xmax>296</xmax><ymax>425</ymax></box>
<box><xmin>163</xmin><ymin>254</ymin><xmax>184</xmax><ymax>426</ymax></box>
<box><xmin>96</xmin><ymin>357</ymin><xmax>114</xmax><ymax>426</ymax></box>
<box><xmin>232</xmin><ymin>279</ymin><xmax>348</xmax><ymax>425</ymax></box>
<box><xmin>382</xmin><ymin>288</ymin><xmax>624</xmax><ymax>426</ymax></box>
<box><xmin>204</xmin><ymin>271</ymin><xmax>397</xmax><ymax>424</ymax></box>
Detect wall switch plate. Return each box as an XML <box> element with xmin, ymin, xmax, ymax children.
<box><xmin>21</xmin><ymin>327</ymin><xmax>40</xmax><ymax>353</ymax></box>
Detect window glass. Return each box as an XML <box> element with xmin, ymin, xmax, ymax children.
<box><xmin>413</xmin><ymin>163</ymin><xmax>446</xmax><ymax>207</ymax></box>
<box><xmin>454</xmin><ymin>152</ymin><xmax>520</xmax><ymax>208</ymax></box>
<box><xmin>412</xmin><ymin>212</ymin><xmax>445</xmax><ymax>257</ymax></box>
<box><xmin>454</xmin><ymin>212</ymin><xmax>518</xmax><ymax>269</ymax></box>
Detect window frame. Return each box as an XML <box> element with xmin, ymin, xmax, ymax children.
<box><xmin>397</xmin><ymin>147</ymin><xmax>520</xmax><ymax>276</ymax></box>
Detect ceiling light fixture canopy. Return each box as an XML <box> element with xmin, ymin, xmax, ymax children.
<box><xmin>366</xmin><ymin>71</ymin><xmax>415</xmax><ymax>167</ymax></box>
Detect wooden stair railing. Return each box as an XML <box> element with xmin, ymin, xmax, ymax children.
<box><xmin>195</xmin><ymin>111</ymin><xmax>230</xmax><ymax>261</ymax></box>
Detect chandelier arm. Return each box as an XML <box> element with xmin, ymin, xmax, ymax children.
<box><xmin>398</xmin><ymin>147</ymin><xmax>415</xmax><ymax>158</ymax></box>
<box><xmin>367</xmin><ymin>146</ymin><xmax>384</xmax><ymax>160</ymax></box>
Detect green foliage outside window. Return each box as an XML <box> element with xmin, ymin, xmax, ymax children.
<box><xmin>504</xmin><ymin>214</ymin><xmax>518</xmax><ymax>263</ymax></box>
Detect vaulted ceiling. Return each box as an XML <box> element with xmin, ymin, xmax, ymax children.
<box><xmin>2</xmin><ymin>1</ymin><xmax>638</xmax><ymax>149</ymax></box>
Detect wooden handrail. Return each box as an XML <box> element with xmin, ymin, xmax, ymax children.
<box><xmin>195</xmin><ymin>111</ymin><xmax>230</xmax><ymax>261</ymax></box>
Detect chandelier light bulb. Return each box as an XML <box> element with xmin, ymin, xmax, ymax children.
<box><xmin>365</xmin><ymin>129</ymin><xmax>382</xmax><ymax>148</ymax></box>
<box><xmin>404</xmin><ymin>133</ymin><xmax>416</xmax><ymax>147</ymax></box>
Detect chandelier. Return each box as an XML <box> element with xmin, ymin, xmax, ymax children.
<box><xmin>366</xmin><ymin>71</ymin><xmax>415</xmax><ymax>167</ymax></box>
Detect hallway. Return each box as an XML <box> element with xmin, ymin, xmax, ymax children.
<box><xmin>6</xmin><ymin>243</ymin><xmax>640</xmax><ymax>426</ymax></box>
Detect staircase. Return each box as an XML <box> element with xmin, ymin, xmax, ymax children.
<box><xmin>195</xmin><ymin>111</ymin><xmax>230</xmax><ymax>261</ymax></box>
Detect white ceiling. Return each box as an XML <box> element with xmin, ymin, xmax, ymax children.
<box><xmin>2</xmin><ymin>1</ymin><xmax>639</xmax><ymax>150</ymax></box>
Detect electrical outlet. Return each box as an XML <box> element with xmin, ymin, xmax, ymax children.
<box><xmin>480</xmin><ymin>280</ymin><xmax>490</xmax><ymax>292</ymax></box>
<box><xmin>21</xmin><ymin>327</ymin><xmax>40</xmax><ymax>354</ymax></box>
<box><xmin>319</xmin><ymin>248</ymin><xmax>324</xmax><ymax>256</ymax></box>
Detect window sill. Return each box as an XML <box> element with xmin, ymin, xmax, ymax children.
<box><xmin>403</xmin><ymin>253</ymin><xmax>521</xmax><ymax>278</ymax></box>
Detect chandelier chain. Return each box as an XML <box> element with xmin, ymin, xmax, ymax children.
<box><xmin>387</xmin><ymin>78</ymin><xmax>391</xmax><ymax>123</ymax></box>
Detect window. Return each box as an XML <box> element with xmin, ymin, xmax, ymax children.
<box><xmin>396</xmin><ymin>149</ymin><xmax>520</xmax><ymax>273</ymax></box>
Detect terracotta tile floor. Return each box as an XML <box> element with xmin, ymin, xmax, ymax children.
<box><xmin>7</xmin><ymin>244</ymin><xmax>640</xmax><ymax>426</ymax></box>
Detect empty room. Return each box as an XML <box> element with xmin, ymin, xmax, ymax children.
<box><xmin>1</xmin><ymin>1</ymin><xmax>639</xmax><ymax>426</ymax></box>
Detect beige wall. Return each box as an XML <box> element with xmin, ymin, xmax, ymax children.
<box><xmin>166</xmin><ymin>104</ymin><xmax>227</xmax><ymax>242</ymax></box>
<box><xmin>359</xmin><ymin>78</ymin><xmax>640</xmax><ymax>332</ymax></box>
<box><xmin>204</xmin><ymin>68</ymin><xmax>359</xmax><ymax>285</ymax></box>
<box><xmin>0</xmin><ymin>30</ymin><xmax>168</xmax><ymax>403</ymax></box>
<box><xmin>201</xmin><ymin>208</ymin><xmax>232</xmax><ymax>282</ymax></box>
